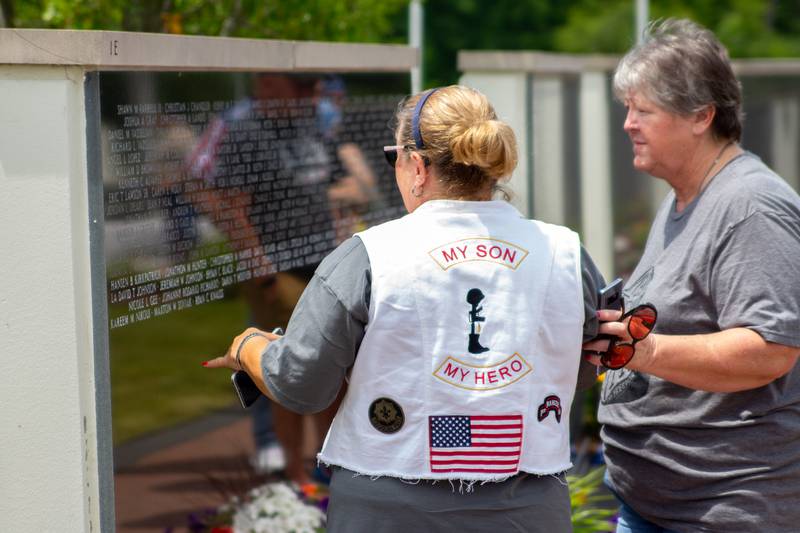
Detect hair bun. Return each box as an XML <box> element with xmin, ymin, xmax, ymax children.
<box><xmin>395</xmin><ymin>85</ymin><xmax>519</xmax><ymax>197</ymax></box>
<box><xmin>450</xmin><ymin>119</ymin><xmax>518</xmax><ymax>179</ymax></box>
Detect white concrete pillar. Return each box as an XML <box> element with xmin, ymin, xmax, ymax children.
<box><xmin>771</xmin><ymin>96</ymin><xmax>800</xmax><ymax>192</ymax></box>
<box><xmin>460</xmin><ymin>72</ymin><xmax>531</xmax><ymax>216</ymax></box>
<box><xmin>579</xmin><ymin>71</ymin><xmax>614</xmax><ymax>279</ymax></box>
<box><xmin>0</xmin><ymin>65</ymin><xmax>107</xmax><ymax>533</ymax></box>
<box><xmin>531</xmin><ymin>75</ymin><xmax>565</xmax><ymax>225</ymax></box>
<box><xmin>409</xmin><ymin>0</ymin><xmax>423</xmax><ymax>94</ymax></box>
<box><xmin>636</xmin><ymin>0</ymin><xmax>650</xmax><ymax>44</ymax></box>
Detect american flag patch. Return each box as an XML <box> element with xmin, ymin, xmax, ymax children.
<box><xmin>428</xmin><ymin>415</ymin><xmax>523</xmax><ymax>474</ymax></box>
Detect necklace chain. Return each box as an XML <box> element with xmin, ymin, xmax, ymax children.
<box><xmin>697</xmin><ymin>141</ymin><xmax>734</xmax><ymax>194</ymax></box>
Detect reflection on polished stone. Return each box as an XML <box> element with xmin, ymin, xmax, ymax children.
<box><xmin>98</xmin><ymin>72</ymin><xmax>408</xmax><ymax>329</ymax></box>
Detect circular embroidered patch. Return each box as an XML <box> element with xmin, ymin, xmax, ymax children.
<box><xmin>368</xmin><ymin>397</ymin><xmax>404</xmax><ymax>434</ymax></box>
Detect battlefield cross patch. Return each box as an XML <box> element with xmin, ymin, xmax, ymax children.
<box><xmin>466</xmin><ymin>288</ymin><xmax>490</xmax><ymax>354</ymax></box>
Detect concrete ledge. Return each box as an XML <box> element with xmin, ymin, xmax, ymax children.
<box><xmin>0</xmin><ymin>28</ymin><xmax>415</xmax><ymax>72</ymax></box>
<box><xmin>733</xmin><ymin>59</ymin><xmax>800</xmax><ymax>76</ymax></box>
<box><xmin>458</xmin><ymin>50</ymin><xmax>619</xmax><ymax>74</ymax></box>
<box><xmin>294</xmin><ymin>40</ymin><xmax>416</xmax><ymax>71</ymax></box>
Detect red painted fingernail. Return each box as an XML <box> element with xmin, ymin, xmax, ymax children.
<box><xmin>201</xmin><ymin>361</ymin><xmax>209</xmax><ymax>367</ymax></box>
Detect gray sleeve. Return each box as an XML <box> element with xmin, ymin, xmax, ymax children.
<box><xmin>712</xmin><ymin>210</ymin><xmax>800</xmax><ymax>347</ymax></box>
<box><xmin>576</xmin><ymin>245</ymin><xmax>606</xmax><ymax>390</ymax></box>
<box><xmin>261</xmin><ymin>236</ymin><xmax>371</xmax><ymax>414</ymax></box>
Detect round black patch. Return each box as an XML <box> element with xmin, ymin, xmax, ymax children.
<box><xmin>368</xmin><ymin>397</ymin><xmax>404</xmax><ymax>434</ymax></box>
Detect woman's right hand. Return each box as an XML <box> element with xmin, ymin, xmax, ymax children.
<box><xmin>203</xmin><ymin>327</ymin><xmax>281</xmax><ymax>373</ymax></box>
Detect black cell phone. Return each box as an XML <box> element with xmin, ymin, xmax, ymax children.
<box><xmin>596</xmin><ymin>278</ymin><xmax>624</xmax><ymax>344</ymax></box>
<box><xmin>232</xmin><ymin>371</ymin><xmax>262</xmax><ymax>409</ymax></box>
<box><xmin>598</xmin><ymin>277</ymin><xmax>624</xmax><ymax>311</ymax></box>
<box><xmin>231</xmin><ymin>327</ymin><xmax>283</xmax><ymax>409</ymax></box>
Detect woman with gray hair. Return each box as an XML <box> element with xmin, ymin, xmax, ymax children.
<box><xmin>583</xmin><ymin>18</ymin><xmax>800</xmax><ymax>533</ymax></box>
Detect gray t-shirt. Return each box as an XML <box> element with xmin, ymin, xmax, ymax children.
<box><xmin>599</xmin><ymin>153</ymin><xmax>800</xmax><ymax>532</ymax></box>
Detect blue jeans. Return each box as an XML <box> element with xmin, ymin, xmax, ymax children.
<box><xmin>615</xmin><ymin>499</ymin><xmax>680</xmax><ymax>533</ymax></box>
<box><xmin>605</xmin><ymin>471</ymin><xmax>679</xmax><ymax>533</ymax></box>
<box><xmin>251</xmin><ymin>395</ymin><xmax>278</xmax><ymax>449</ymax></box>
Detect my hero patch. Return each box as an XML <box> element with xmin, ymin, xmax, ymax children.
<box><xmin>368</xmin><ymin>397</ymin><xmax>404</xmax><ymax>434</ymax></box>
<box><xmin>537</xmin><ymin>395</ymin><xmax>562</xmax><ymax>423</ymax></box>
<box><xmin>433</xmin><ymin>353</ymin><xmax>532</xmax><ymax>391</ymax></box>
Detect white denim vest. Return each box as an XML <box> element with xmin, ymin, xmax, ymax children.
<box><xmin>318</xmin><ymin>200</ymin><xmax>583</xmax><ymax>481</ymax></box>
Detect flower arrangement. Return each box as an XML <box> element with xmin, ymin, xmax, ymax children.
<box><xmin>186</xmin><ymin>481</ymin><xmax>327</xmax><ymax>533</ymax></box>
<box><xmin>231</xmin><ymin>483</ymin><xmax>326</xmax><ymax>533</ymax></box>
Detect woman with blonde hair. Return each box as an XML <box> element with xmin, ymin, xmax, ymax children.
<box><xmin>206</xmin><ymin>85</ymin><xmax>606</xmax><ymax>531</ymax></box>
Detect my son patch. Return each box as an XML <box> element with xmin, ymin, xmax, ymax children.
<box><xmin>429</xmin><ymin>237</ymin><xmax>528</xmax><ymax>271</ymax></box>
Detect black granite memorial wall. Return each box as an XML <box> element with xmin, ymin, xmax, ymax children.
<box><xmin>88</xmin><ymin>71</ymin><xmax>409</xmax><ymax>448</ymax></box>
<box><xmin>98</xmin><ymin>72</ymin><xmax>406</xmax><ymax>331</ymax></box>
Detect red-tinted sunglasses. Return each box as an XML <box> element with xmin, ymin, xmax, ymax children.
<box><xmin>601</xmin><ymin>303</ymin><xmax>658</xmax><ymax>369</ymax></box>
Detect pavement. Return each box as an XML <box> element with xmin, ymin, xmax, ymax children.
<box><xmin>112</xmin><ymin>404</ymin><xmax>608</xmax><ymax>532</ymax></box>
<box><xmin>113</xmin><ymin>406</ymin><xmax>316</xmax><ymax>533</ymax></box>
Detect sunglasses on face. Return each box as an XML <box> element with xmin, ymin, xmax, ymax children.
<box><xmin>383</xmin><ymin>145</ymin><xmax>431</xmax><ymax>168</ymax></box>
<box><xmin>383</xmin><ymin>145</ymin><xmax>408</xmax><ymax>168</ymax></box>
<box><xmin>601</xmin><ymin>303</ymin><xmax>658</xmax><ymax>370</ymax></box>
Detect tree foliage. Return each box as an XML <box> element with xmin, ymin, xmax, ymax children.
<box><xmin>555</xmin><ymin>0</ymin><xmax>800</xmax><ymax>58</ymax></box>
<box><xmin>424</xmin><ymin>0</ymin><xmax>572</xmax><ymax>88</ymax></box>
<box><xmin>2</xmin><ymin>0</ymin><xmax>408</xmax><ymax>43</ymax></box>
<box><xmin>426</xmin><ymin>0</ymin><xmax>800</xmax><ymax>86</ymax></box>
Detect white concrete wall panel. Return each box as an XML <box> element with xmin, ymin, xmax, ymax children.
<box><xmin>531</xmin><ymin>76</ymin><xmax>565</xmax><ymax>225</ymax></box>
<box><xmin>772</xmin><ymin>97</ymin><xmax>800</xmax><ymax>192</ymax></box>
<box><xmin>459</xmin><ymin>72</ymin><xmax>530</xmax><ymax>216</ymax></box>
<box><xmin>0</xmin><ymin>66</ymin><xmax>97</xmax><ymax>532</ymax></box>
<box><xmin>579</xmin><ymin>72</ymin><xmax>614</xmax><ymax>279</ymax></box>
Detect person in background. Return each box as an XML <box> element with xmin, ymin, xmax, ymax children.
<box><xmin>205</xmin><ymin>85</ymin><xmax>605</xmax><ymax>531</ymax></box>
<box><xmin>583</xmin><ymin>18</ymin><xmax>800</xmax><ymax>533</ymax></box>
<box><xmin>185</xmin><ymin>74</ymin><xmax>361</xmax><ymax>481</ymax></box>
<box><xmin>319</xmin><ymin>76</ymin><xmax>383</xmax><ymax>244</ymax></box>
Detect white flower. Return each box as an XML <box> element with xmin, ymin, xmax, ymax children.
<box><xmin>229</xmin><ymin>482</ymin><xmax>325</xmax><ymax>533</ymax></box>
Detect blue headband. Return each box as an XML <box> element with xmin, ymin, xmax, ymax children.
<box><xmin>412</xmin><ymin>88</ymin><xmax>439</xmax><ymax>149</ymax></box>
